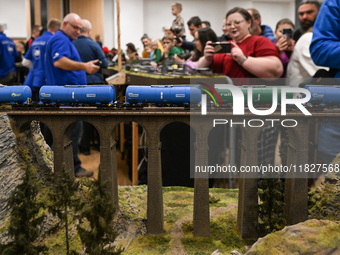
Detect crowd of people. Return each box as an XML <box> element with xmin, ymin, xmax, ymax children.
<box><xmin>118</xmin><ymin>1</ymin><xmax>325</xmax><ymax>85</ymax></box>
<box><xmin>0</xmin><ymin>0</ymin><xmax>338</xmax><ymax>171</ymax></box>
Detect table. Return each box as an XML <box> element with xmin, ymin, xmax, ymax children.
<box><xmin>102</xmin><ymin>67</ymin><xmax>227</xmax><ymax>85</ymax></box>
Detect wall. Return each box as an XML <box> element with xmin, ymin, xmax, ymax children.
<box><xmin>103</xmin><ymin>0</ymin><xmax>115</xmax><ymax>50</ymax></box>
<box><xmin>0</xmin><ymin>0</ymin><xmax>27</xmax><ymax>38</ymax></box>
<box><xmin>1</xmin><ymin>0</ymin><xmax>296</xmax><ymax>51</ymax></box>
<box><xmin>47</xmin><ymin>0</ymin><xmax>62</xmax><ymax>21</ymax></box>
<box><xmin>105</xmin><ymin>0</ymin><xmax>295</xmax><ymax>55</ymax></box>
<box><xmin>70</xmin><ymin>0</ymin><xmax>104</xmax><ymax>41</ymax></box>
<box><xmin>114</xmin><ymin>0</ymin><xmax>144</xmax><ymax>57</ymax></box>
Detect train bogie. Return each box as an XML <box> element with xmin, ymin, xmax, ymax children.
<box><xmin>39</xmin><ymin>85</ymin><xmax>116</xmax><ymax>105</ymax></box>
<box><xmin>0</xmin><ymin>85</ymin><xmax>32</xmax><ymax>104</ymax></box>
<box><xmin>125</xmin><ymin>85</ymin><xmax>202</xmax><ymax>106</ymax></box>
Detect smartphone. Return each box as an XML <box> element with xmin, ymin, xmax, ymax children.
<box><xmin>282</xmin><ymin>28</ymin><xmax>293</xmax><ymax>40</ymax></box>
<box><xmin>210</xmin><ymin>42</ymin><xmax>231</xmax><ymax>53</ymax></box>
<box><xmin>94</xmin><ymin>60</ymin><xmax>102</xmax><ymax>66</ymax></box>
<box><xmin>176</xmin><ymin>54</ymin><xmax>184</xmax><ymax>60</ymax></box>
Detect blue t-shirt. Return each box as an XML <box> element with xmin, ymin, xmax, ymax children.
<box><xmin>45</xmin><ymin>30</ymin><xmax>86</xmax><ymax>85</ymax></box>
<box><xmin>0</xmin><ymin>32</ymin><xmax>18</xmax><ymax>79</ymax></box>
<box><xmin>24</xmin><ymin>31</ymin><xmax>53</xmax><ymax>88</ymax></box>
<box><xmin>73</xmin><ymin>35</ymin><xmax>108</xmax><ymax>84</ymax></box>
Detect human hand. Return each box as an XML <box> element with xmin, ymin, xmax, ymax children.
<box><xmin>175</xmin><ymin>37</ymin><xmax>183</xmax><ymax>47</ymax></box>
<box><xmin>276</xmin><ymin>37</ymin><xmax>289</xmax><ymax>52</ymax></box>
<box><xmin>84</xmin><ymin>60</ymin><xmax>100</xmax><ymax>74</ymax></box>
<box><xmin>173</xmin><ymin>54</ymin><xmax>184</xmax><ymax>63</ymax></box>
<box><xmin>204</xmin><ymin>41</ymin><xmax>215</xmax><ymax>61</ymax></box>
<box><xmin>286</xmin><ymin>40</ymin><xmax>295</xmax><ymax>51</ymax></box>
<box><xmin>228</xmin><ymin>42</ymin><xmax>245</xmax><ymax>63</ymax></box>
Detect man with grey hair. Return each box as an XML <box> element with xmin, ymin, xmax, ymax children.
<box><xmin>0</xmin><ymin>24</ymin><xmax>19</xmax><ymax>85</ymax></box>
<box><xmin>73</xmin><ymin>19</ymin><xmax>108</xmax><ymax>84</ymax></box>
<box><xmin>73</xmin><ymin>19</ymin><xmax>108</xmax><ymax>156</ymax></box>
<box><xmin>45</xmin><ymin>13</ymin><xmax>99</xmax><ymax>177</ymax></box>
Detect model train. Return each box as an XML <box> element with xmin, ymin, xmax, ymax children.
<box><xmin>0</xmin><ymin>84</ymin><xmax>337</xmax><ymax>109</ymax></box>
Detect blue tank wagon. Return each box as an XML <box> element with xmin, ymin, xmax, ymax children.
<box><xmin>39</xmin><ymin>85</ymin><xmax>116</xmax><ymax>105</ymax></box>
<box><xmin>125</xmin><ymin>85</ymin><xmax>202</xmax><ymax>106</ymax></box>
<box><xmin>0</xmin><ymin>85</ymin><xmax>32</xmax><ymax>104</ymax></box>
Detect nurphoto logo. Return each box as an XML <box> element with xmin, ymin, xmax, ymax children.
<box><xmin>201</xmin><ymin>84</ymin><xmax>312</xmax><ymax>116</ymax></box>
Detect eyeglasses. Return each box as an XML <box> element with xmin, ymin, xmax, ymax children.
<box><xmin>68</xmin><ymin>22</ymin><xmax>81</xmax><ymax>31</ymax></box>
<box><xmin>163</xmin><ymin>41</ymin><xmax>171</xmax><ymax>45</ymax></box>
<box><xmin>193</xmin><ymin>38</ymin><xmax>199</xmax><ymax>42</ymax></box>
<box><xmin>226</xmin><ymin>20</ymin><xmax>245</xmax><ymax>27</ymax></box>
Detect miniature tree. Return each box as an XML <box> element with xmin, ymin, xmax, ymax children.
<box><xmin>0</xmin><ymin>152</ymin><xmax>47</xmax><ymax>254</ymax></box>
<box><xmin>77</xmin><ymin>167</ymin><xmax>124</xmax><ymax>255</ymax></box>
<box><xmin>48</xmin><ymin>164</ymin><xmax>81</xmax><ymax>255</ymax></box>
<box><xmin>255</xmin><ymin>172</ymin><xmax>286</xmax><ymax>237</ymax></box>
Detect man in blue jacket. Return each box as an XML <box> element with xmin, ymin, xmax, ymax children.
<box><xmin>45</xmin><ymin>13</ymin><xmax>99</xmax><ymax>177</ymax></box>
<box><xmin>73</xmin><ymin>19</ymin><xmax>108</xmax><ymax>155</ymax></box>
<box><xmin>247</xmin><ymin>8</ymin><xmax>276</xmax><ymax>43</ymax></box>
<box><xmin>73</xmin><ymin>19</ymin><xmax>108</xmax><ymax>85</ymax></box>
<box><xmin>310</xmin><ymin>0</ymin><xmax>340</xmax><ymax>165</ymax></box>
<box><xmin>0</xmin><ymin>24</ymin><xmax>19</xmax><ymax>85</ymax></box>
<box><xmin>22</xmin><ymin>19</ymin><xmax>61</xmax><ymax>101</ymax></box>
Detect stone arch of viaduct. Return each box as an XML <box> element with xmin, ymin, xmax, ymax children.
<box><xmin>7</xmin><ymin>110</ymin><xmax>317</xmax><ymax>238</ymax></box>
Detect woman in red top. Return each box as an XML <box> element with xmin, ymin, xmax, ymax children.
<box><xmin>198</xmin><ymin>7</ymin><xmax>283</xmax><ymax>79</ymax></box>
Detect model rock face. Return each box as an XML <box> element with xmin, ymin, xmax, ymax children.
<box><xmin>0</xmin><ymin>113</ymin><xmax>23</xmax><ymax>222</ymax></box>
<box><xmin>0</xmin><ymin>114</ymin><xmax>53</xmax><ymax>224</ymax></box>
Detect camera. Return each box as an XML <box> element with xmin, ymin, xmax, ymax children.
<box><xmin>170</xmin><ymin>27</ymin><xmax>182</xmax><ymax>36</ymax></box>
<box><xmin>175</xmin><ymin>36</ymin><xmax>181</xmax><ymax>44</ymax></box>
<box><xmin>282</xmin><ymin>28</ymin><xmax>293</xmax><ymax>40</ymax></box>
<box><xmin>210</xmin><ymin>42</ymin><xmax>231</xmax><ymax>54</ymax></box>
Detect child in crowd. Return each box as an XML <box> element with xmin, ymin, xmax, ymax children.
<box><xmin>274</xmin><ymin>19</ymin><xmax>295</xmax><ymax>77</ymax></box>
<box><xmin>150</xmin><ymin>39</ymin><xmax>162</xmax><ymax>64</ymax></box>
<box><xmin>161</xmin><ymin>34</ymin><xmax>185</xmax><ymax>61</ymax></box>
<box><xmin>171</xmin><ymin>2</ymin><xmax>186</xmax><ymax>40</ymax></box>
<box><xmin>144</xmin><ymin>44</ymin><xmax>153</xmax><ymax>59</ymax></box>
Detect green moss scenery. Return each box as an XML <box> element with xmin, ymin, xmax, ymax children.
<box><xmin>181</xmin><ymin>209</ymin><xmax>247</xmax><ymax>255</ymax></box>
<box><xmin>125</xmin><ymin>187</ymin><xmax>240</xmax><ymax>255</ymax></box>
<box><xmin>0</xmin><ymin>182</ymin><xmax>244</xmax><ymax>254</ymax></box>
<box><xmin>247</xmin><ymin>220</ymin><xmax>340</xmax><ymax>254</ymax></box>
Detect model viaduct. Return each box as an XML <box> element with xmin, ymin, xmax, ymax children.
<box><xmin>4</xmin><ymin>108</ymin><xmax>338</xmax><ymax>238</ymax></box>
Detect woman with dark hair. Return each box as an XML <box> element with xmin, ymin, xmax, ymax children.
<box><xmin>126</xmin><ymin>42</ymin><xmax>139</xmax><ymax>62</ymax></box>
<box><xmin>198</xmin><ymin>7</ymin><xmax>283</xmax><ymax>80</ymax></box>
<box><xmin>173</xmin><ymin>27</ymin><xmax>218</xmax><ymax>72</ymax></box>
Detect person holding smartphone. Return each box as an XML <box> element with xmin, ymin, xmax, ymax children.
<box><xmin>274</xmin><ymin>19</ymin><xmax>295</xmax><ymax>77</ymax></box>
<box><xmin>173</xmin><ymin>27</ymin><xmax>218</xmax><ymax>72</ymax></box>
<box><xmin>198</xmin><ymin>7</ymin><xmax>282</xmax><ymax>81</ymax></box>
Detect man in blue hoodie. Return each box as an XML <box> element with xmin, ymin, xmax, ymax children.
<box><xmin>310</xmin><ymin>0</ymin><xmax>340</xmax><ymax>165</ymax></box>
<box><xmin>247</xmin><ymin>8</ymin><xmax>276</xmax><ymax>43</ymax></box>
